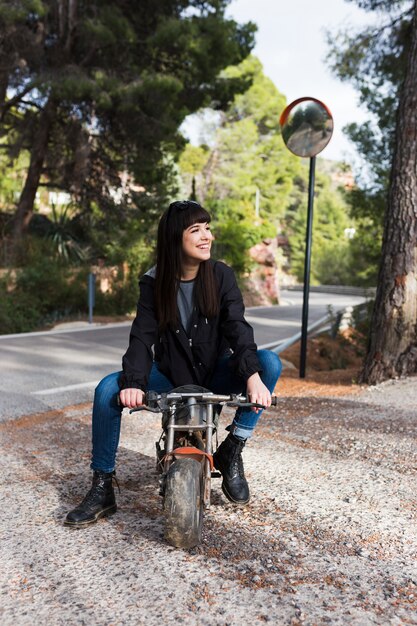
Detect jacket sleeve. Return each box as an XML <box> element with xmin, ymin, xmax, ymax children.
<box><xmin>217</xmin><ymin>263</ymin><xmax>262</xmax><ymax>381</ymax></box>
<box><xmin>119</xmin><ymin>276</ymin><xmax>158</xmax><ymax>390</ymax></box>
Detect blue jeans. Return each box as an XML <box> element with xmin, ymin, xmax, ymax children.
<box><xmin>91</xmin><ymin>350</ymin><xmax>282</xmax><ymax>472</ymax></box>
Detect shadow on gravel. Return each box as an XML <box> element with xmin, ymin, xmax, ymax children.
<box><xmin>61</xmin><ymin>449</ymin><xmax>160</xmax><ymax>513</ymax></box>
<box><xmin>260</xmin><ymin>396</ymin><xmax>417</xmax><ymax>475</ymax></box>
<box><xmin>2</xmin><ymin>408</ymin><xmax>165</xmax><ymax>543</ymax></box>
<box><xmin>3</xmin><ymin>400</ymin><xmax>417</xmax><ymax>624</ymax></box>
<box><xmin>268</xmin><ymin>395</ymin><xmax>417</xmax><ymax>433</ymax></box>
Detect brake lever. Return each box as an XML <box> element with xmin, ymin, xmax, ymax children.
<box><xmin>129</xmin><ymin>406</ymin><xmax>161</xmax><ymax>414</ymax></box>
<box><xmin>226</xmin><ymin>402</ymin><xmax>266</xmax><ymax>409</ymax></box>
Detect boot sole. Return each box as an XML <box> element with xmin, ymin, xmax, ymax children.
<box><xmin>63</xmin><ymin>504</ymin><xmax>117</xmax><ymax>528</ymax></box>
<box><xmin>221</xmin><ymin>483</ymin><xmax>250</xmax><ymax>506</ymax></box>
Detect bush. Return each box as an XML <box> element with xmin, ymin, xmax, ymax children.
<box><xmin>93</xmin><ymin>238</ymin><xmax>154</xmax><ymax>316</ymax></box>
<box><xmin>0</xmin><ymin>250</ymin><xmax>89</xmax><ymax>334</ymax></box>
<box><xmin>0</xmin><ymin>230</ymin><xmax>156</xmax><ymax>334</ymax></box>
<box><xmin>0</xmin><ymin>279</ymin><xmax>41</xmax><ymax>333</ymax></box>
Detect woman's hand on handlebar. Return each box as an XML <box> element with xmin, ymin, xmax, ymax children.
<box><xmin>119</xmin><ymin>388</ymin><xmax>145</xmax><ymax>409</ymax></box>
<box><xmin>246</xmin><ymin>372</ymin><xmax>271</xmax><ymax>413</ymax></box>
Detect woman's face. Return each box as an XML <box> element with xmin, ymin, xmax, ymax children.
<box><xmin>182</xmin><ymin>222</ymin><xmax>213</xmax><ymax>265</ymax></box>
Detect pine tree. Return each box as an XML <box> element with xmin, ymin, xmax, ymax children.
<box><xmin>0</xmin><ymin>1</ymin><xmax>256</xmax><ymax>240</ymax></box>
<box><xmin>360</xmin><ymin>0</ymin><xmax>417</xmax><ymax>382</ymax></box>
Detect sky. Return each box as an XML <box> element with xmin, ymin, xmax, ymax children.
<box><xmin>183</xmin><ymin>0</ymin><xmax>378</xmax><ymax>165</ymax></box>
<box><xmin>224</xmin><ymin>0</ymin><xmax>377</xmax><ymax>162</ymax></box>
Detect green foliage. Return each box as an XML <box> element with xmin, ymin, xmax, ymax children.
<box><xmin>286</xmin><ymin>166</ymin><xmax>353</xmax><ymax>284</ymax></box>
<box><xmin>0</xmin><ymin>230</ymin><xmax>155</xmax><ymax>332</ymax></box>
<box><xmin>178</xmin><ymin>56</ymin><xmax>355</xmax><ymax>283</ymax></box>
<box><xmin>205</xmin><ymin>57</ymin><xmax>298</xmax><ymax>225</ymax></box>
<box><xmin>0</xmin><ymin>280</ymin><xmax>37</xmax><ymax>334</ymax></box>
<box><xmin>0</xmin><ymin>0</ymin><xmax>256</xmax><ymax>236</ymax></box>
<box><xmin>93</xmin><ymin>233</ymin><xmax>155</xmax><ymax>316</ymax></box>
<box><xmin>179</xmin><ymin>145</ymin><xmax>210</xmax><ymax>177</ymax></box>
<box><xmin>327</xmin><ymin>1</ymin><xmax>412</xmax><ymax>187</ymax></box>
<box><xmin>29</xmin><ymin>204</ymin><xmax>90</xmax><ymax>263</ymax></box>
<box><xmin>326</xmin><ymin>1</ymin><xmax>414</xmax><ymax>283</ymax></box>
<box><xmin>0</xmin><ymin>240</ymin><xmax>89</xmax><ymax>333</ymax></box>
<box><xmin>0</xmin><ymin>0</ymin><xmax>259</xmax><ymax>322</ymax></box>
<box><xmin>212</xmin><ymin>216</ymin><xmax>273</xmax><ymax>274</ymax></box>
<box><xmin>0</xmin><ymin>148</ymin><xmax>28</xmax><ymax>213</ymax></box>
<box><xmin>346</xmin><ymin>218</ymin><xmax>383</xmax><ymax>286</ymax></box>
<box><xmin>179</xmin><ymin>56</ymin><xmax>301</xmax><ymax>273</ymax></box>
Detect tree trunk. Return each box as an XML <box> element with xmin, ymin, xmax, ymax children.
<box><xmin>360</xmin><ymin>1</ymin><xmax>417</xmax><ymax>384</ymax></box>
<box><xmin>0</xmin><ymin>70</ymin><xmax>8</xmax><ymax>109</ymax></box>
<box><xmin>12</xmin><ymin>99</ymin><xmax>56</xmax><ymax>239</ymax></box>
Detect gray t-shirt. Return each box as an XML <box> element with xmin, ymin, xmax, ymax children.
<box><xmin>145</xmin><ymin>266</ymin><xmax>195</xmax><ymax>335</ymax></box>
<box><xmin>177</xmin><ymin>279</ymin><xmax>195</xmax><ymax>335</ymax></box>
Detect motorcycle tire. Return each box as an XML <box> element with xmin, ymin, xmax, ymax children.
<box><xmin>163</xmin><ymin>457</ymin><xmax>203</xmax><ymax>549</ymax></box>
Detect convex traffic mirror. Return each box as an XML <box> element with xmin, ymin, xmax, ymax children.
<box><xmin>279</xmin><ymin>97</ymin><xmax>333</xmax><ymax>378</ymax></box>
<box><xmin>280</xmin><ymin>97</ymin><xmax>333</xmax><ymax>158</ymax></box>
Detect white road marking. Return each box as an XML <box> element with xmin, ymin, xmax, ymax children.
<box><xmin>246</xmin><ymin>317</ymin><xmax>301</xmax><ymax>328</ymax></box>
<box><xmin>32</xmin><ymin>381</ymin><xmax>99</xmax><ymax>395</ymax></box>
<box><xmin>0</xmin><ymin>322</ymin><xmax>131</xmax><ymax>341</ymax></box>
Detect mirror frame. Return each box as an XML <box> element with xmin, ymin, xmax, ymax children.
<box><xmin>280</xmin><ymin>97</ymin><xmax>333</xmax><ymax>158</ymax></box>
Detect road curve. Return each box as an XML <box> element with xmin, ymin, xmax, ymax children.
<box><xmin>0</xmin><ymin>290</ymin><xmax>366</xmax><ymax>420</ymax></box>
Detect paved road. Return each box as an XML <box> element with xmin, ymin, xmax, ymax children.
<box><xmin>245</xmin><ymin>290</ymin><xmax>365</xmax><ymax>346</ymax></box>
<box><xmin>0</xmin><ymin>290</ymin><xmax>365</xmax><ymax>420</ymax></box>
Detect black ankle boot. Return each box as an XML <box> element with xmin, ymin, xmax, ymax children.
<box><xmin>64</xmin><ymin>470</ymin><xmax>117</xmax><ymax>527</ymax></box>
<box><xmin>213</xmin><ymin>433</ymin><xmax>250</xmax><ymax>504</ymax></box>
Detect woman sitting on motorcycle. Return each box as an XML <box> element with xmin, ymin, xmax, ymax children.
<box><xmin>65</xmin><ymin>200</ymin><xmax>282</xmax><ymax>527</ymax></box>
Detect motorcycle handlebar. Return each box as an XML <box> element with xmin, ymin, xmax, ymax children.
<box><xmin>118</xmin><ymin>391</ymin><xmax>279</xmax><ymax>411</ymax></box>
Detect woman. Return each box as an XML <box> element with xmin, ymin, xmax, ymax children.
<box><xmin>65</xmin><ymin>200</ymin><xmax>281</xmax><ymax>527</ymax></box>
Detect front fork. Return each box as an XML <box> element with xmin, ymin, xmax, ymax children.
<box><xmin>203</xmin><ymin>403</ymin><xmax>214</xmax><ymax>508</ymax></box>
<box><xmin>160</xmin><ymin>402</ymin><xmax>215</xmax><ymax>508</ymax></box>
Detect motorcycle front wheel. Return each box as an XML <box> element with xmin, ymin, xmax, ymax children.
<box><xmin>163</xmin><ymin>457</ymin><xmax>203</xmax><ymax>549</ymax></box>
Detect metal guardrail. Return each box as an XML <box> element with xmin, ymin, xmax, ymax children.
<box><xmin>259</xmin><ymin>299</ymin><xmax>373</xmax><ymax>354</ymax></box>
<box><xmin>285</xmin><ymin>284</ymin><xmax>376</xmax><ymax>297</ymax></box>
<box><xmin>258</xmin><ymin>314</ymin><xmax>330</xmax><ymax>354</ymax></box>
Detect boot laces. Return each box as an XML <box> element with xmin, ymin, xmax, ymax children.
<box><xmin>80</xmin><ymin>473</ymin><xmax>119</xmax><ymax>508</ymax></box>
<box><xmin>112</xmin><ymin>473</ymin><xmax>121</xmax><ymax>493</ymax></box>
<box><xmin>80</xmin><ymin>485</ymin><xmax>102</xmax><ymax>508</ymax></box>
<box><xmin>230</xmin><ymin>447</ymin><xmax>245</xmax><ymax>478</ymax></box>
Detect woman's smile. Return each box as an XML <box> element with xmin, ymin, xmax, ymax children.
<box><xmin>182</xmin><ymin>222</ymin><xmax>213</xmax><ymax>264</ymax></box>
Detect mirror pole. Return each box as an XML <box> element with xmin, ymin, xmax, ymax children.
<box><xmin>300</xmin><ymin>156</ymin><xmax>316</xmax><ymax>378</ymax></box>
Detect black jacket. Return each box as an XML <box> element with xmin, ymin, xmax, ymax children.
<box><xmin>120</xmin><ymin>260</ymin><xmax>261</xmax><ymax>390</ymax></box>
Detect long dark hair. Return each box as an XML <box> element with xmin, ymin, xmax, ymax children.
<box><xmin>155</xmin><ymin>200</ymin><xmax>219</xmax><ymax>332</ymax></box>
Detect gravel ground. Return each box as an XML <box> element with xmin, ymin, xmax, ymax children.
<box><xmin>1</xmin><ymin>375</ymin><xmax>416</xmax><ymax>625</ymax></box>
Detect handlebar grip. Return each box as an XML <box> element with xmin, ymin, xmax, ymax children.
<box><xmin>129</xmin><ymin>406</ymin><xmax>160</xmax><ymax>414</ymax></box>
<box><xmin>227</xmin><ymin>401</ymin><xmax>266</xmax><ymax>409</ymax></box>
<box><xmin>270</xmin><ymin>395</ymin><xmax>279</xmax><ymax>406</ymax></box>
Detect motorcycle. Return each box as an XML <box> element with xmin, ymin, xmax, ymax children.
<box><xmin>129</xmin><ymin>385</ymin><xmax>277</xmax><ymax>549</ymax></box>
